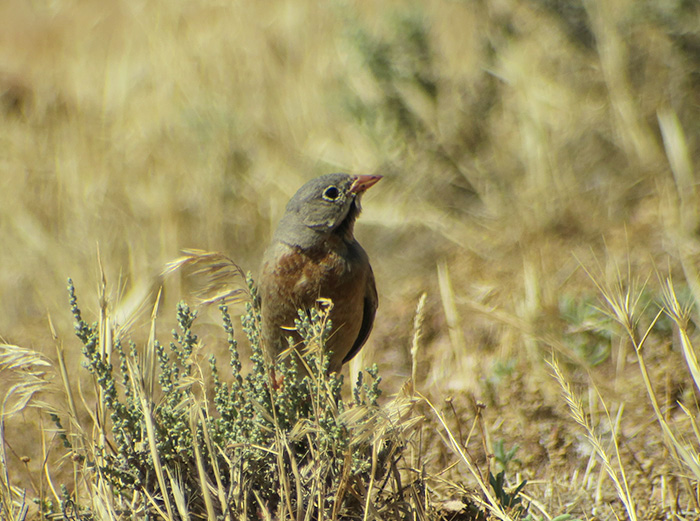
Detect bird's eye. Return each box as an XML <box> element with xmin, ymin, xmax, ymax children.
<box><xmin>323</xmin><ymin>186</ymin><xmax>340</xmax><ymax>200</ymax></box>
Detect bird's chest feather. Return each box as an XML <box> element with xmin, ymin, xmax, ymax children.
<box><xmin>264</xmin><ymin>244</ymin><xmax>360</xmax><ymax>306</ymax></box>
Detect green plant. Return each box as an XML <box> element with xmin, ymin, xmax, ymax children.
<box><xmin>493</xmin><ymin>439</ymin><xmax>520</xmax><ymax>473</ymax></box>
<box><xmin>489</xmin><ymin>470</ymin><xmax>527</xmax><ymax>517</ymax></box>
<box><xmin>559</xmin><ymin>295</ymin><xmax>612</xmax><ymax>367</ymax></box>
<box><xmin>49</xmin><ymin>276</ymin><xmax>416</xmax><ymax>520</ymax></box>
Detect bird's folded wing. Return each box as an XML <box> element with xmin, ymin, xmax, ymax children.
<box><xmin>342</xmin><ymin>266</ymin><xmax>378</xmax><ymax>365</ymax></box>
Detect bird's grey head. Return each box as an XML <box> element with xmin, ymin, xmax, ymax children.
<box><xmin>274</xmin><ymin>173</ymin><xmax>382</xmax><ymax>249</ymax></box>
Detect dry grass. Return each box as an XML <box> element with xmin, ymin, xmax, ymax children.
<box><xmin>1</xmin><ymin>0</ymin><xmax>700</xmax><ymax>519</ymax></box>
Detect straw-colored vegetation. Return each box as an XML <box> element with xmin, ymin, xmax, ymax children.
<box><xmin>1</xmin><ymin>0</ymin><xmax>700</xmax><ymax>519</ymax></box>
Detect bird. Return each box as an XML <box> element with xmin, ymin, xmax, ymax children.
<box><xmin>259</xmin><ymin>173</ymin><xmax>381</xmax><ymax>375</ymax></box>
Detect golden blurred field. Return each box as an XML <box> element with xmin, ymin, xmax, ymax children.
<box><xmin>2</xmin><ymin>0</ymin><xmax>700</xmax><ymax>519</ymax></box>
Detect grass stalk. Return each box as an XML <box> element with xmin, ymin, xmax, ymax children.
<box><xmin>422</xmin><ymin>393</ymin><xmax>512</xmax><ymax>521</ymax></box>
<box><xmin>548</xmin><ymin>357</ymin><xmax>637</xmax><ymax>521</ymax></box>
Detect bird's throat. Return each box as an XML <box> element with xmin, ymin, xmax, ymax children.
<box><xmin>333</xmin><ymin>200</ymin><xmax>359</xmax><ymax>242</ymax></box>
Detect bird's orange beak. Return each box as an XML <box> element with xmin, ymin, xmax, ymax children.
<box><xmin>350</xmin><ymin>174</ymin><xmax>383</xmax><ymax>194</ymax></box>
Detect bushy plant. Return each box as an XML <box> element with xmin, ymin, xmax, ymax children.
<box><xmin>55</xmin><ymin>276</ymin><xmax>407</xmax><ymax>520</ymax></box>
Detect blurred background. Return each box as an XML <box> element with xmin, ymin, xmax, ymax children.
<box><xmin>1</xmin><ymin>0</ymin><xmax>699</xmax><ymax>515</ymax></box>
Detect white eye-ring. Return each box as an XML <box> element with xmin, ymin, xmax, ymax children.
<box><xmin>323</xmin><ymin>186</ymin><xmax>340</xmax><ymax>201</ymax></box>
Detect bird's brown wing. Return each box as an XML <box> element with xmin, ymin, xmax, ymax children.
<box><xmin>342</xmin><ymin>265</ymin><xmax>378</xmax><ymax>365</ymax></box>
